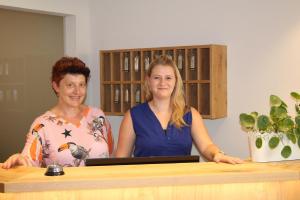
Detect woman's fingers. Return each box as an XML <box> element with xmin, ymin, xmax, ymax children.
<box><xmin>2</xmin><ymin>155</ymin><xmax>13</xmax><ymax>169</ymax></box>
<box><xmin>214</xmin><ymin>153</ymin><xmax>244</xmax><ymax>164</ymax></box>
<box><xmin>1</xmin><ymin>154</ymin><xmax>30</xmax><ymax>169</ymax></box>
<box><xmin>2</xmin><ymin>154</ymin><xmax>16</xmax><ymax>169</ymax></box>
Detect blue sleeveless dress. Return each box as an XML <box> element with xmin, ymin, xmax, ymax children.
<box><xmin>130</xmin><ymin>102</ymin><xmax>193</xmax><ymax>157</ymax></box>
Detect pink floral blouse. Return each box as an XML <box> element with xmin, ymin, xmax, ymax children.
<box><xmin>21</xmin><ymin>107</ymin><xmax>114</xmax><ymax>167</ymax></box>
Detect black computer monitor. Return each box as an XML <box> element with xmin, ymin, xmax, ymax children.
<box><xmin>85</xmin><ymin>155</ymin><xmax>200</xmax><ymax>166</ymax></box>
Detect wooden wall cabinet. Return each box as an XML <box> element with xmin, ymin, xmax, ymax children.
<box><xmin>100</xmin><ymin>44</ymin><xmax>227</xmax><ymax>119</ymax></box>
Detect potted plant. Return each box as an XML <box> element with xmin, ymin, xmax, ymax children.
<box><xmin>239</xmin><ymin>92</ymin><xmax>300</xmax><ymax>162</ymax></box>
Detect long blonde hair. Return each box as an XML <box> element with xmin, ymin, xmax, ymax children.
<box><xmin>144</xmin><ymin>55</ymin><xmax>187</xmax><ymax>128</ymax></box>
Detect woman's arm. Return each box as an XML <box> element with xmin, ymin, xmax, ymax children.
<box><xmin>2</xmin><ymin>120</ymin><xmax>46</xmax><ymax>169</ymax></box>
<box><xmin>115</xmin><ymin>110</ymin><xmax>136</xmax><ymax>157</ymax></box>
<box><xmin>190</xmin><ymin>107</ymin><xmax>243</xmax><ymax>164</ymax></box>
<box><xmin>104</xmin><ymin>117</ymin><xmax>114</xmax><ymax>156</ymax></box>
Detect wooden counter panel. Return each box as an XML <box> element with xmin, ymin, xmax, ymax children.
<box><xmin>1</xmin><ymin>181</ymin><xmax>300</xmax><ymax>200</ymax></box>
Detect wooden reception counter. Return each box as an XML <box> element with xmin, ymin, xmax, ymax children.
<box><xmin>1</xmin><ymin>161</ymin><xmax>300</xmax><ymax>199</ymax></box>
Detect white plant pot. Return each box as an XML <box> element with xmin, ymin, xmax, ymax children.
<box><xmin>248</xmin><ymin>132</ymin><xmax>300</xmax><ymax>162</ymax></box>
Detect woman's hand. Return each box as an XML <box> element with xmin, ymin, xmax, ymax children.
<box><xmin>1</xmin><ymin>153</ymin><xmax>32</xmax><ymax>169</ymax></box>
<box><xmin>213</xmin><ymin>152</ymin><xmax>244</xmax><ymax>164</ymax></box>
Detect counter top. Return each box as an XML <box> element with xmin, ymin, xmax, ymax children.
<box><xmin>1</xmin><ymin>160</ymin><xmax>300</xmax><ymax>193</ymax></box>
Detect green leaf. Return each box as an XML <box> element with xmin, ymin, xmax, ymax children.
<box><xmin>269</xmin><ymin>136</ymin><xmax>280</xmax><ymax>149</ymax></box>
<box><xmin>281</xmin><ymin>145</ymin><xmax>292</xmax><ymax>158</ymax></box>
<box><xmin>278</xmin><ymin>118</ymin><xmax>294</xmax><ymax>133</ymax></box>
<box><xmin>270</xmin><ymin>95</ymin><xmax>282</xmax><ymax>107</ymax></box>
<box><xmin>296</xmin><ymin>105</ymin><xmax>300</xmax><ymax>115</ymax></box>
<box><xmin>257</xmin><ymin>115</ymin><xmax>270</xmax><ymax>131</ymax></box>
<box><xmin>250</xmin><ymin>112</ymin><xmax>258</xmax><ymax>118</ymax></box>
<box><xmin>256</xmin><ymin>137</ymin><xmax>263</xmax><ymax>148</ymax></box>
<box><xmin>287</xmin><ymin>133</ymin><xmax>297</xmax><ymax>144</ymax></box>
<box><xmin>298</xmin><ymin>136</ymin><xmax>300</xmax><ymax>148</ymax></box>
<box><xmin>295</xmin><ymin>116</ymin><xmax>300</xmax><ymax>126</ymax></box>
<box><xmin>294</xmin><ymin>127</ymin><xmax>300</xmax><ymax>136</ymax></box>
<box><xmin>239</xmin><ymin>113</ymin><xmax>255</xmax><ymax>130</ymax></box>
<box><xmin>291</xmin><ymin>92</ymin><xmax>300</xmax><ymax>100</ymax></box>
<box><xmin>281</xmin><ymin>101</ymin><xmax>288</xmax><ymax>109</ymax></box>
<box><xmin>270</xmin><ymin>106</ymin><xmax>288</xmax><ymax>122</ymax></box>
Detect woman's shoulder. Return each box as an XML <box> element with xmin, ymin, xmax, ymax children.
<box><xmin>180</xmin><ymin>106</ymin><xmax>192</xmax><ymax>124</ymax></box>
<box><xmin>188</xmin><ymin>106</ymin><xmax>204</xmax><ymax>121</ymax></box>
<box><xmin>189</xmin><ymin>106</ymin><xmax>200</xmax><ymax>115</ymax></box>
<box><xmin>28</xmin><ymin>110</ymin><xmax>55</xmax><ymax>129</ymax></box>
<box><xmin>130</xmin><ymin>102</ymin><xmax>149</xmax><ymax>118</ymax></box>
<box><xmin>182</xmin><ymin>106</ymin><xmax>192</xmax><ymax>116</ymax></box>
<box><xmin>130</xmin><ymin>102</ymin><xmax>148</xmax><ymax>112</ymax></box>
<box><xmin>182</xmin><ymin>106</ymin><xmax>203</xmax><ymax>124</ymax></box>
<box><xmin>85</xmin><ymin>105</ymin><xmax>106</xmax><ymax>117</ymax></box>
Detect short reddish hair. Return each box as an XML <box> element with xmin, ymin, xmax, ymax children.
<box><xmin>51</xmin><ymin>57</ymin><xmax>90</xmax><ymax>85</ymax></box>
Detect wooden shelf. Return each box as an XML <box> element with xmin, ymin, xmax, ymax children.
<box><xmin>100</xmin><ymin>44</ymin><xmax>227</xmax><ymax>119</ymax></box>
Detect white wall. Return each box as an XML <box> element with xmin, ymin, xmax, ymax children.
<box><xmin>1</xmin><ymin>0</ymin><xmax>300</xmax><ymax>159</ymax></box>
<box><xmin>89</xmin><ymin>0</ymin><xmax>300</xmax><ymax>159</ymax></box>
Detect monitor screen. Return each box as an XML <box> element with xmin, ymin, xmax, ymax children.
<box><xmin>85</xmin><ymin>155</ymin><xmax>200</xmax><ymax>166</ymax></box>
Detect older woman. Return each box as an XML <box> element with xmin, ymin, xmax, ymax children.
<box><xmin>116</xmin><ymin>55</ymin><xmax>242</xmax><ymax>164</ymax></box>
<box><xmin>1</xmin><ymin>57</ymin><xmax>113</xmax><ymax>168</ymax></box>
